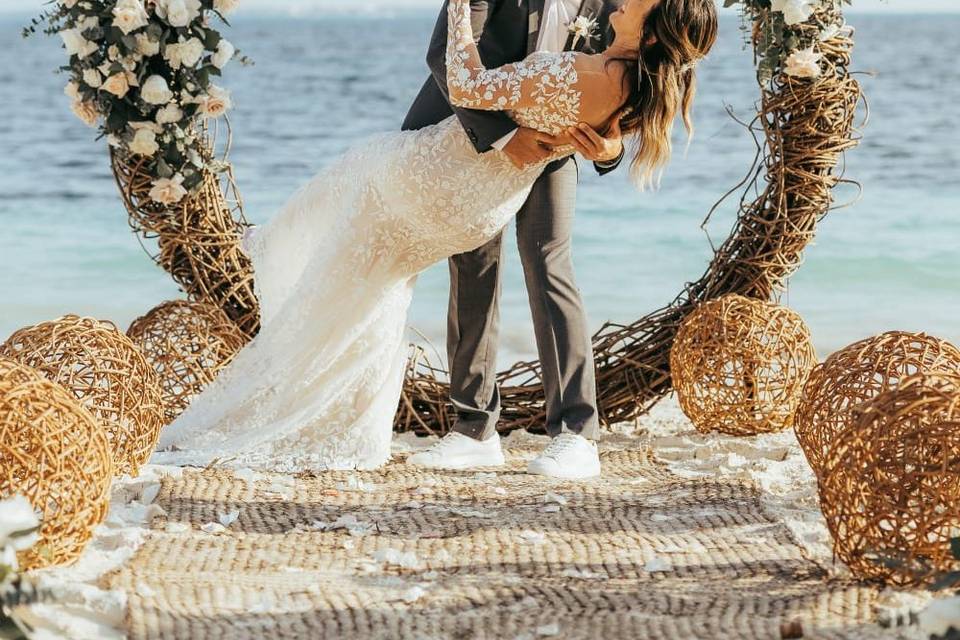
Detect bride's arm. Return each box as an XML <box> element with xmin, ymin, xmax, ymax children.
<box><xmin>446</xmin><ymin>0</ymin><xmax>577</xmax><ymax>112</ymax></box>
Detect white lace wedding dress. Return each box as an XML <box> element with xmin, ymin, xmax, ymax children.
<box><xmin>154</xmin><ymin>0</ymin><xmax>583</xmax><ymax>471</ymax></box>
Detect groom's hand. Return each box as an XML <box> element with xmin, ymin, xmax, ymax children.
<box><xmin>565</xmin><ymin>113</ymin><xmax>625</xmax><ymax>164</ymax></box>
<box><xmin>501</xmin><ymin>127</ymin><xmax>557</xmax><ymax>169</ymax></box>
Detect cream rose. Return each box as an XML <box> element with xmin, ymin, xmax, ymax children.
<box><xmin>784</xmin><ymin>47</ymin><xmax>822</xmax><ymax>79</ymax></box>
<box><xmin>82</xmin><ymin>67</ymin><xmax>102</xmax><ymax>88</ymax></box>
<box><xmin>213</xmin><ymin>0</ymin><xmax>239</xmax><ymax>14</ymax></box>
<box><xmin>164</xmin><ymin>37</ymin><xmax>204</xmax><ymax>70</ymax></box>
<box><xmin>70</xmin><ymin>99</ymin><xmax>99</xmax><ymax>126</ymax></box>
<box><xmin>102</xmin><ymin>72</ymin><xmax>131</xmax><ymax>98</ymax></box>
<box><xmin>59</xmin><ymin>28</ymin><xmax>98</xmax><ymax>59</ymax></box>
<box><xmin>149</xmin><ymin>174</ymin><xmax>188</xmax><ymax>205</ymax></box>
<box><xmin>129</xmin><ymin>128</ymin><xmax>159</xmax><ymax>156</ymax></box>
<box><xmin>155</xmin><ymin>102</ymin><xmax>184</xmax><ymax>125</ymax></box>
<box><xmin>141</xmin><ymin>74</ymin><xmax>174</xmax><ymax>104</ymax></box>
<box><xmin>155</xmin><ymin>0</ymin><xmax>201</xmax><ymax>28</ymax></box>
<box><xmin>135</xmin><ymin>33</ymin><xmax>160</xmax><ymax>57</ymax></box>
<box><xmin>112</xmin><ymin>0</ymin><xmax>150</xmax><ymax>35</ymax></box>
<box><xmin>771</xmin><ymin>0</ymin><xmax>818</xmax><ymax>26</ymax></box>
<box><xmin>211</xmin><ymin>39</ymin><xmax>235</xmax><ymax>70</ymax></box>
<box><xmin>196</xmin><ymin>84</ymin><xmax>231</xmax><ymax>118</ymax></box>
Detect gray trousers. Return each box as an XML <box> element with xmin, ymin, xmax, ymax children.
<box><xmin>449</xmin><ymin>157</ymin><xmax>600</xmax><ymax>441</ymax></box>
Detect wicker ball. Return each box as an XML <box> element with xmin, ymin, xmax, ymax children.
<box><xmin>0</xmin><ymin>358</ymin><xmax>113</xmax><ymax>569</ymax></box>
<box><xmin>819</xmin><ymin>372</ymin><xmax>960</xmax><ymax>586</ymax></box>
<box><xmin>127</xmin><ymin>300</ymin><xmax>247</xmax><ymax>423</ymax></box>
<box><xmin>0</xmin><ymin>316</ymin><xmax>165</xmax><ymax>476</ymax></box>
<box><xmin>669</xmin><ymin>294</ymin><xmax>817</xmax><ymax>436</ymax></box>
<box><xmin>795</xmin><ymin>331</ymin><xmax>960</xmax><ymax>476</ymax></box>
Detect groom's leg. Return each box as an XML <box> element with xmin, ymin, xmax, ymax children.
<box><xmin>447</xmin><ymin>232</ymin><xmax>505</xmax><ymax>441</ymax></box>
<box><xmin>517</xmin><ymin>158</ymin><xmax>600</xmax><ymax>440</ymax></box>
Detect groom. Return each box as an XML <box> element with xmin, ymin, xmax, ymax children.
<box><xmin>403</xmin><ymin>0</ymin><xmax>624</xmax><ymax>479</ymax></box>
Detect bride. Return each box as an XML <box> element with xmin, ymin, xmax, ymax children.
<box><xmin>154</xmin><ymin>0</ymin><xmax>719</xmax><ymax>471</ymax></box>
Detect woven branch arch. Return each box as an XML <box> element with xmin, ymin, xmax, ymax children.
<box><xmin>109</xmin><ymin>8</ymin><xmax>862</xmax><ymax>435</ymax></box>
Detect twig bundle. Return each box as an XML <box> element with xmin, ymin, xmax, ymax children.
<box><xmin>794</xmin><ymin>331</ymin><xmax>960</xmax><ymax>476</ymax></box>
<box><xmin>819</xmin><ymin>372</ymin><xmax>960</xmax><ymax>587</ymax></box>
<box><xmin>0</xmin><ymin>358</ymin><xmax>113</xmax><ymax>570</ymax></box>
<box><xmin>0</xmin><ymin>315</ymin><xmax>165</xmax><ymax>476</ymax></box>
<box><xmin>670</xmin><ymin>294</ymin><xmax>817</xmax><ymax>436</ymax></box>
<box><xmin>127</xmin><ymin>300</ymin><xmax>248</xmax><ymax>424</ymax></box>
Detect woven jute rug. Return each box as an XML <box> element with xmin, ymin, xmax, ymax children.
<box><xmin>107</xmin><ymin>436</ymin><xmax>897</xmax><ymax>639</ymax></box>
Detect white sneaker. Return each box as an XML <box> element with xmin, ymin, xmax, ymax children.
<box><xmin>527</xmin><ymin>433</ymin><xmax>601</xmax><ymax>479</ymax></box>
<box><xmin>406</xmin><ymin>432</ymin><xmax>505</xmax><ymax>470</ymax></box>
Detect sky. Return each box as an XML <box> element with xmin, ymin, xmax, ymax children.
<box><xmin>0</xmin><ymin>0</ymin><xmax>958</xmax><ymax>14</ymax></box>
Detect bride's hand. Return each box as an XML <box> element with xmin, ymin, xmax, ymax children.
<box><xmin>564</xmin><ymin>112</ymin><xmax>626</xmax><ymax>163</ymax></box>
<box><xmin>502</xmin><ymin>127</ymin><xmax>561</xmax><ymax>169</ymax></box>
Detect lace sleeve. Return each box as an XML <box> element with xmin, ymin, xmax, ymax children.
<box><xmin>445</xmin><ymin>0</ymin><xmax>579</xmax><ymax>112</ymax></box>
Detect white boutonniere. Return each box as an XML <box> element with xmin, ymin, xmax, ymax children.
<box><xmin>567</xmin><ymin>15</ymin><xmax>599</xmax><ymax>50</ymax></box>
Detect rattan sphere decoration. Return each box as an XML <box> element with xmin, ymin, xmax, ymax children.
<box><xmin>794</xmin><ymin>331</ymin><xmax>960</xmax><ymax>476</ymax></box>
<box><xmin>819</xmin><ymin>372</ymin><xmax>960</xmax><ymax>587</ymax></box>
<box><xmin>0</xmin><ymin>358</ymin><xmax>113</xmax><ymax>569</ymax></box>
<box><xmin>127</xmin><ymin>300</ymin><xmax>247</xmax><ymax>423</ymax></box>
<box><xmin>0</xmin><ymin>316</ymin><xmax>165</xmax><ymax>476</ymax></box>
<box><xmin>669</xmin><ymin>294</ymin><xmax>817</xmax><ymax>436</ymax></box>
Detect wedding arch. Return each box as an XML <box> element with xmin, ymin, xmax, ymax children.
<box><xmin>30</xmin><ymin>0</ymin><xmax>862</xmax><ymax>434</ymax></box>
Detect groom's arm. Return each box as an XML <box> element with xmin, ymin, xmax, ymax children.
<box><xmin>426</xmin><ymin>0</ymin><xmax>518</xmax><ymax>153</ymax></box>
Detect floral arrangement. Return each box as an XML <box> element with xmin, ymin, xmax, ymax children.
<box><xmin>0</xmin><ymin>497</ymin><xmax>41</xmax><ymax>640</ymax></box>
<box><xmin>24</xmin><ymin>0</ymin><xmax>248</xmax><ymax>205</ymax></box>
<box><xmin>566</xmin><ymin>15</ymin><xmax>599</xmax><ymax>50</ymax></box>
<box><xmin>724</xmin><ymin>0</ymin><xmax>853</xmax><ymax>82</ymax></box>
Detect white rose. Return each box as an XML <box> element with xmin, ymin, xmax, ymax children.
<box><xmin>155</xmin><ymin>102</ymin><xmax>184</xmax><ymax>124</ymax></box>
<box><xmin>135</xmin><ymin>32</ymin><xmax>160</xmax><ymax>57</ymax></box>
<box><xmin>213</xmin><ymin>0</ymin><xmax>239</xmax><ymax>14</ymax></box>
<box><xmin>141</xmin><ymin>74</ymin><xmax>174</xmax><ymax>104</ymax></box>
<box><xmin>59</xmin><ymin>0</ymin><xmax>79</xmax><ymax>7</ymax></box>
<box><xmin>70</xmin><ymin>99</ymin><xmax>99</xmax><ymax>126</ymax></box>
<box><xmin>102</xmin><ymin>72</ymin><xmax>131</xmax><ymax>98</ymax></box>
<box><xmin>196</xmin><ymin>84</ymin><xmax>231</xmax><ymax>118</ymax></box>
<box><xmin>76</xmin><ymin>15</ymin><xmax>99</xmax><ymax>32</ymax></box>
<box><xmin>98</xmin><ymin>61</ymin><xmax>112</xmax><ymax>76</ymax></box>
<box><xmin>82</xmin><ymin>67</ymin><xmax>102</xmax><ymax>88</ymax></box>
<box><xmin>108</xmin><ymin>44</ymin><xmax>120</xmax><ymax>60</ymax></box>
<box><xmin>771</xmin><ymin>0</ymin><xmax>817</xmax><ymax>26</ymax></box>
<box><xmin>59</xmin><ymin>28</ymin><xmax>97</xmax><ymax>59</ymax></box>
<box><xmin>64</xmin><ymin>80</ymin><xmax>80</xmax><ymax>99</ymax></box>
<box><xmin>165</xmin><ymin>37</ymin><xmax>204</xmax><ymax>70</ymax></box>
<box><xmin>112</xmin><ymin>0</ymin><xmax>150</xmax><ymax>35</ymax></box>
<box><xmin>211</xmin><ymin>39</ymin><xmax>235</xmax><ymax>70</ymax></box>
<box><xmin>784</xmin><ymin>47</ymin><xmax>822</xmax><ymax>79</ymax></box>
<box><xmin>149</xmin><ymin>174</ymin><xmax>188</xmax><ymax>205</ymax></box>
<box><xmin>129</xmin><ymin>128</ymin><xmax>159</xmax><ymax>156</ymax></box>
<box><xmin>130</xmin><ymin>120</ymin><xmax>164</xmax><ymax>134</ymax></box>
<box><xmin>155</xmin><ymin>0</ymin><xmax>201</xmax><ymax>28</ymax></box>
<box><xmin>0</xmin><ymin>496</ymin><xmax>39</xmax><ymax>551</ymax></box>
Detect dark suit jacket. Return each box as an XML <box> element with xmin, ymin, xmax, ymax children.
<box><xmin>402</xmin><ymin>0</ymin><xmax>624</xmax><ymax>175</ymax></box>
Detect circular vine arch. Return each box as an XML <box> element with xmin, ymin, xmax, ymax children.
<box><xmin>107</xmin><ymin>3</ymin><xmax>862</xmax><ymax>435</ymax></box>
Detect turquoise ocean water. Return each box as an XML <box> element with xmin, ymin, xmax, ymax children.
<box><xmin>1</xmin><ymin>11</ymin><xmax>958</xmax><ymax>366</ymax></box>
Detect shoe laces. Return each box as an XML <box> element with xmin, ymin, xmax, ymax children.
<box><xmin>540</xmin><ymin>433</ymin><xmax>583</xmax><ymax>460</ymax></box>
<box><xmin>426</xmin><ymin>432</ymin><xmax>470</xmax><ymax>454</ymax></box>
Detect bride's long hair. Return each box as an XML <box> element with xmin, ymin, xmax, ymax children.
<box><xmin>617</xmin><ymin>0</ymin><xmax>719</xmax><ymax>189</ymax></box>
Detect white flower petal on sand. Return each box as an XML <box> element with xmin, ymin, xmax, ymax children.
<box><xmin>0</xmin><ymin>495</ymin><xmax>39</xmax><ymax>550</ymax></box>
<box><xmin>218</xmin><ymin>510</ymin><xmax>240</xmax><ymax>527</ymax></box>
<box><xmin>112</xmin><ymin>0</ymin><xmax>150</xmax><ymax>34</ymax></box>
<box><xmin>373</xmin><ymin>548</ymin><xmax>422</xmax><ymax>570</ymax></box>
<box><xmin>643</xmin><ymin>555</ymin><xmax>671</xmax><ymax>573</ymax></box>
<box><xmin>141</xmin><ymin>75</ymin><xmax>174</xmax><ymax>105</ymax></box>
<box><xmin>148</xmin><ymin>174</ymin><xmax>188</xmax><ymax>205</ymax></box>
<box><xmin>784</xmin><ymin>47</ymin><xmax>823</xmax><ymax>79</ymax></box>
